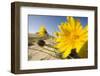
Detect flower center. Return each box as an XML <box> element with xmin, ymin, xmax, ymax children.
<box><xmin>73</xmin><ymin>35</ymin><xmax>79</xmax><ymax>40</ymax></box>
<box><xmin>71</xmin><ymin>33</ymin><xmax>79</xmax><ymax>40</ymax></box>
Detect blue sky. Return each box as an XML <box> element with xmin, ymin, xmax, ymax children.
<box><xmin>28</xmin><ymin>15</ymin><xmax>88</xmax><ymax>35</ymax></box>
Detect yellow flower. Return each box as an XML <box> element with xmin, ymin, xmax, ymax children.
<box><xmin>38</xmin><ymin>26</ymin><xmax>47</xmax><ymax>37</ymax></box>
<box><xmin>55</xmin><ymin>17</ymin><xmax>88</xmax><ymax>58</ymax></box>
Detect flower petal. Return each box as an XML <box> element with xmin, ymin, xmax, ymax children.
<box><xmin>67</xmin><ymin>16</ymin><xmax>76</xmax><ymax>30</ymax></box>
<box><xmin>62</xmin><ymin>47</ymin><xmax>71</xmax><ymax>58</ymax></box>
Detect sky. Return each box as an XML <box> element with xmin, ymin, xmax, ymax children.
<box><xmin>28</xmin><ymin>15</ymin><xmax>88</xmax><ymax>35</ymax></box>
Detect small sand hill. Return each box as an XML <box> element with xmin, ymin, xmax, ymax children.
<box><xmin>28</xmin><ymin>33</ymin><xmax>59</xmax><ymax>60</ymax></box>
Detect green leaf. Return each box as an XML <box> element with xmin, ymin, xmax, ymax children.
<box><xmin>78</xmin><ymin>41</ymin><xmax>88</xmax><ymax>58</ymax></box>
